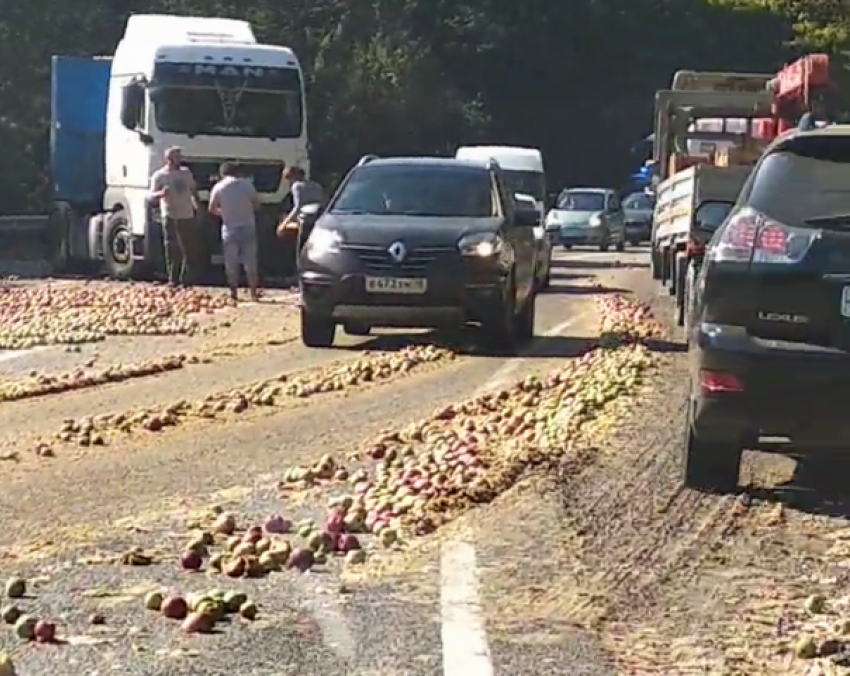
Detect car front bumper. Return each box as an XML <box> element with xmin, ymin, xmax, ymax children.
<box><xmin>691</xmin><ymin>323</ymin><xmax>850</xmax><ymax>450</ymax></box>
<box><xmin>299</xmin><ymin>248</ymin><xmax>509</xmax><ymax>328</ymax></box>
<box><xmin>558</xmin><ymin>227</ymin><xmax>605</xmax><ymax>245</ymax></box>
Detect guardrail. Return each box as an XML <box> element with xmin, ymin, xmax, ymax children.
<box><xmin>0</xmin><ymin>215</ymin><xmax>49</xmax><ymax>233</ymax></box>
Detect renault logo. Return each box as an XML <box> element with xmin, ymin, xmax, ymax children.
<box><xmin>387</xmin><ymin>241</ymin><xmax>406</xmax><ymax>263</ymax></box>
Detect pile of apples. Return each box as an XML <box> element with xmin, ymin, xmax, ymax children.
<box><xmin>281</xmin><ymin>295</ymin><xmax>662</xmax><ymax>542</ymax></box>
<box><xmin>597</xmin><ymin>295</ymin><xmax>663</xmax><ymax>344</ymax></box>
<box><xmin>143</xmin><ymin>588</ymin><xmax>259</xmax><ymax>634</ymax></box>
<box><xmin>52</xmin><ymin>346</ymin><xmax>455</xmax><ymax>446</ymax></box>
<box><xmin>0</xmin><ymin>355</ymin><xmax>188</xmax><ymax>402</ymax></box>
<box><xmin>0</xmin><ymin>576</ymin><xmax>58</xmax><ymax>645</ymax></box>
<box><xmin>0</xmin><ymin>282</ymin><xmax>230</xmax><ymax>349</ymax></box>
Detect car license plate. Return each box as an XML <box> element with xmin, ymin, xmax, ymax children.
<box><xmin>211</xmin><ymin>254</ymin><xmax>224</xmax><ymax>265</ymax></box>
<box><xmin>364</xmin><ymin>276</ymin><xmax>427</xmax><ymax>294</ymax></box>
<box><xmin>842</xmin><ymin>286</ymin><xmax>850</xmax><ymax>318</ymax></box>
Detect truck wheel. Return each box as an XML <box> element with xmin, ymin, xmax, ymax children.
<box><xmin>615</xmin><ymin>236</ymin><xmax>625</xmax><ymax>252</ymax></box>
<box><xmin>667</xmin><ymin>250</ymin><xmax>677</xmax><ymax>296</ymax></box>
<box><xmin>103</xmin><ymin>213</ymin><xmax>141</xmax><ymax>280</ymax></box>
<box><xmin>599</xmin><ymin>240</ymin><xmax>610</xmax><ymax>252</ymax></box>
<box><xmin>650</xmin><ymin>247</ymin><xmax>662</xmax><ymax>280</ymax></box>
<box><xmin>301</xmin><ymin>309</ymin><xmax>336</xmax><ymax>347</ymax></box>
<box><xmin>675</xmin><ymin>252</ymin><xmax>688</xmax><ymax>326</ymax></box>
<box><xmin>682</xmin><ymin>402</ymin><xmax>742</xmax><ymax>494</ymax></box>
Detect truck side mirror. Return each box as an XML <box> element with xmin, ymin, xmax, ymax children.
<box><xmin>120</xmin><ymin>82</ymin><xmax>144</xmax><ymax>131</ymax></box>
<box><xmin>694</xmin><ymin>200</ymin><xmax>735</xmax><ymax>231</ymax></box>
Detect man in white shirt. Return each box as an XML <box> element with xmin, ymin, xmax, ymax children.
<box><xmin>148</xmin><ymin>146</ymin><xmax>202</xmax><ymax>286</ymax></box>
<box><xmin>209</xmin><ymin>162</ymin><xmax>261</xmax><ymax>302</ymax></box>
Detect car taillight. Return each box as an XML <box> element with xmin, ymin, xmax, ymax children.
<box><xmin>713</xmin><ymin>207</ymin><xmax>817</xmax><ymax>264</ymax></box>
<box><xmin>699</xmin><ymin>370</ymin><xmax>744</xmax><ymax>393</ymax></box>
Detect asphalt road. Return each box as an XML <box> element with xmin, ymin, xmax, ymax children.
<box><xmin>0</xmin><ymin>246</ymin><xmax>843</xmax><ymax>676</ymax></box>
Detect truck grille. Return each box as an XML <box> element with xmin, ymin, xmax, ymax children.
<box><xmin>344</xmin><ymin>245</ymin><xmax>457</xmax><ymax>275</ymax></box>
<box><xmin>184</xmin><ymin>160</ymin><xmax>284</xmax><ymax>193</ymax></box>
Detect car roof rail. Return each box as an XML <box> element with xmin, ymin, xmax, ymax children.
<box><xmin>356</xmin><ymin>154</ymin><xmax>379</xmax><ymax>167</ymax></box>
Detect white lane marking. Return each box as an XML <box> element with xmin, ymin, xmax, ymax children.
<box><xmin>441</xmin><ymin>540</ymin><xmax>494</xmax><ymax>676</ymax></box>
<box><xmin>439</xmin><ymin>303</ymin><xmax>597</xmax><ymax>675</ymax></box>
<box><xmin>481</xmin><ymin>308</ymin><xmax>593</xmax><ymax>392</ymax></box>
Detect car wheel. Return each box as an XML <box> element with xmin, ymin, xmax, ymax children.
<box><xmin>515</xmin><ymin>290</ymin><xmax>536</xmax><ymax>341</ymax></box>
<box><xmin>343</xmin><ymin>322</ymin><xmax>371</xmax><ymax>337</ymax></box>
<box><xmin>599</xmin><ymin>240</ymin><xmax>610</xmax><ymax>252</ymax></box>
<box><xmin>563</xmin><ymin>244</ymin><xmax>572</xmax><ymax>250</ymax></box>
<box><xmin>615</xmin><ymin>238</ymin><xmax>625</xmax><ymax>252</ymax></box>
<box><xmin>682</xmin><ymin>400</ymin><xmax>742</xmax><ymax>494</ymax></box>
<box><xmin>629</xmin><ymin>238</ymin><xmax>640</xmax><ymax>247</ymax></box>
<box><xmin>300</xmin><ymin>308</ymin><xmax>336</xmax><ymax>347</ymax></box>
<box><xmin>482</xmin><ymin>278</ymin><xmax>518</xmax><ymax>354</ymax></box>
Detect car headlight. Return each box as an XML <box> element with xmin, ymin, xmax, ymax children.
<box><xmin>305</xmin><ymin>228</ymin><xmax>342</xmax><ymax>255</ymax></box>
<box><xmin>589</xmin><ymin>214</ymin><xmax>603</xmax><ymax>227</ymax></box>
<box><xmin>458</xmin><ymin>232</ymin><xmax>503</xmax><ymax>257</ymax></box>
<box><xmin>532</xmin><ymin>226</ymin><xmax>545</xmax><ymax>240</ymax></box>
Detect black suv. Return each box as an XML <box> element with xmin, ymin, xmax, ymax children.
<box><xmin>686</xmin><ymin>126</ymin><xmax>850</xmax><ymax>492</ymax></box>
<box><xmin>297</xmin><ymin>155</ymin><xmax>539</xmax><ymax>350</ymax></box>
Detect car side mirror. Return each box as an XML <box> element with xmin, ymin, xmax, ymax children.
<box><xmin>120</xmin><ymin>82</ymin><xmax>145</xmax><ymax>131</ymax></box>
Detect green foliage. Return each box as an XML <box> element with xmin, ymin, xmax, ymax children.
<box><xmin>0</xmin><ymin>0</ymin><xmax>799</xmax><ymax>212</ymax></box>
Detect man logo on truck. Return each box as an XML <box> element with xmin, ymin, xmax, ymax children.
<box><xmin>192</xmin><ymin>64</ymin><xmax>268</xmax><ymax>78</ymax></box>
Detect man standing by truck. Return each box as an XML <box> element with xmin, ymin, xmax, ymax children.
<box><xmin>276</xmin><ymin>165</ymin><xmax>324</xmax><ymax>236</ymax></box>
<box><xmin>149</xmin><ymin>146</ymin><xmax>203</xmax><ymax>287</ymax></box>
<box><xmin>209</xmin><ymin>162</ymin><xmax>262</xmax><ymax>303</ymax></box>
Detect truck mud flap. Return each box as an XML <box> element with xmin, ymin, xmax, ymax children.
<box><xmin>0</xmin><ymin>215</ymin><xmax>55</xmax><ymax>278</ymax></box>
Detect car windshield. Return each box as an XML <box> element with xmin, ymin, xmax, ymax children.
<box><xmin>502</xmin><ymin>170</ymin><xmax>544</xmax><ymax>202</ymax></box>
<box><xmin>556</xmin><ymin>191</ymin><xmax>606</xmax><ymax>212</ymax></box>
<box><xmin>330</xmin><ymin>165</ymin><xmax>496</xmax><ymax>217</ymax></box>
<box><xmin>151</xmin><ymin>87</ymin><xmax>302</xmax><ymax>139</ymax></box>
<box><xmin>623</xmin><ymin>193</ymin><xmax>655</xmax><ymax>210</ymax></box>
<box><xmin>748</xmin><ymin>137</ymin><xmax>850</xmax><ymax>226</ymax></box>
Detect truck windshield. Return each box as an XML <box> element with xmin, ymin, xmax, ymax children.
<box><xmin>151</xmin><ymin>87</ymin><xmax>302</xmax><ymax>139</ymax></box>
<box><xmin>331</xmin><ymin>166</ymin><xmax>495</xmax><ymax>218</ymax></box>
<box><xmin>556</xmin><ymin>191</ymin><xmax>606</xmax><ymax>212</ymax></box>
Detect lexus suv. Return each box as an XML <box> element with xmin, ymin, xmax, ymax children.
<box><xmin>297</xmin><ymin>155</ymin><xmax>539</xmax><ymax>351</ymax></box>
<box><xmin>686</xmin><ymin>126</ymin><xmax>850</xmax><ymax>492</ymax></box>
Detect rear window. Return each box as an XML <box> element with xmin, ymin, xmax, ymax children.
<box><xmin>748</xmin><ymin>136</ymin><xmax>850</xmax><ymax>226</ymax></box>
<box><xmin>331</xmin><ymin>165</ymin><xmax>495</xmax><ymax>218</ymax></box>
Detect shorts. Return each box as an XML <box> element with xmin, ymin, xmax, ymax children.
<box><xmin>221</xmin><ymin>225</ymin><xmax>258</xmax><ymax>283</ymax></box>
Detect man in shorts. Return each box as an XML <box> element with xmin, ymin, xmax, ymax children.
<box><xmin>209</xmin><ymin>162</ymin><xmax>262</xmax><ymax>302</ymax></box>
<box><xmin>148</xmin><ymin>146</ymin><xmax>202</xmax><ymax>286</ymax></box>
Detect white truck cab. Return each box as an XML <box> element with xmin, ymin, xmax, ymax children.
<box><xmin>58</xmin><ymin>14</ymin><xmax>310</xmax><ymax>280</ymax></box>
